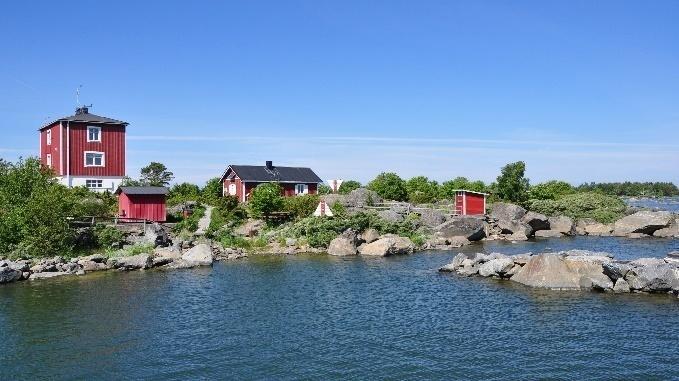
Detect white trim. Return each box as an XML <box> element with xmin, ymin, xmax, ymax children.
<box><xmin>60</xmin><ymin>122</ymin><xmax>64</xmax><ymax>176</ymax></box>
<box><xmin>84</xmin><ymin>151</ymin><xmax>105</xmax><ymax>167</ymax></box>
<box><xmin>449</xmin><ymin>189</ymin><xmax>489</xmax><ymax>196</ymax></box>
<box><xmin>462</xmin><ymin>191</ymin><xmax>467</xmax><ymax>215</ymax></box>
<box><xmin>242</xmin><ymin>183</ymin><xmax>246</xmax><ymax>202</ymax></box>
<box><xmin>46</xmin><ymin>154</ymin><xmax>52</xmax><ymax>168</ymax></box>
<box><xmin>295</xmin><ymin>183</ymin><xmax>309</xmax><ymax>195</ymax></box>
<box><xmin>87</xmin><ymin>126</ymin><xmax>102</xmax><ymax>142</ymax></box>
<box><xmin>66</xmin><ymin>122</ymin><xmax>70</xmax><ymax>181</ymax></box>
<box><xmin>46</xmin><ymin>129</ymin><xmax>52</xmax><ymax>145</ymax></box>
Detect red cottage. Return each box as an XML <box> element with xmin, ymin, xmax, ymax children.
<box><xmin>220</xmin><ymin>161</ymin><xmax>323</xmax><ymax>202</ymax></box>
<box><xmin>115</xmin><ymin>187</ymin><xmax>168</xmax><ymax>222</ymax></box>
<box><xmin>453</xmin><ymin>190</ymin><xmax>488</xmax><ymax>216</ymax></box>
<box><xmin>39</xmin><ymin>106</ymin><xmax>127</xmax><ymax>192</ymax></box>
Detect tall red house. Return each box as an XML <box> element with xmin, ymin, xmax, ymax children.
<box><xmin>39</xmin><ymin>106</ymin><xmax>127</xmax><ymax>192</ymax></box>
<box><xmin>220</xmin><ymin>161</ymin><xmax>323</xmax><ymax>202</ymax></box>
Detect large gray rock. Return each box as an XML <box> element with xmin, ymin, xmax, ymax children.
<box><xmin>418</xmin><ymin>209</ymin><xmax>447</xmax><ymax>228</ymax></box>
<box><xmin>548</xmin><ymin>216</ymin><xmax>575</xmax><ymax>235</ymax></box>
<box><xmin>612</xmin><ymin>279</ymin><xmax>631</xmax><ymax>293</ymax></box>
<box><xmin>521</xmin><ymin>212</ymin><xmax>550</xmax><ymax>232</ymax></box>
<box><xmin>181</xmin><ymin>243</ymin><xmax>213</xmax><ymax>266</ymax></box>
<box><xmin>360</xmin><ymin>229</ymin><xmax>380</xmax><ymax>244</ymax></box>
<box><xmin>497</xmin><ymin>220</ymin><xmax>532</xmax><ymax>236</ymax></box>
<box><xmin>490</xmin><ymin>203</ymin><xmax>527</xmax><ymax>221</ymax></box>
<box><xmin>653</xmin><ymin>221</ymin><xmax>679</xmax><ymax>238</ymax></box>
<box><xmin>613</xmin><ymin>211</ymin><xmax>673</xmax><ymax>236</ymax></box>
<box><xmin>358</xmin><ymin>235</ymin><xmax>415</xmax><ymax>256</ymax></box>
<box><xmin>576</xmin><ymin>219</ymin><xmax>613</xmax><ymax>236</ymax></box>
<box><xmin>234</xmin><ymin>219</ymin><xmax>265</xmax><ymax>237</ymax></box>
<box><xmin>602</xmin><ymin>262</ymin><xmax>632</xmax><ymax>281</ymax></box>
<box><xmin>435</xmin><ymin>216</ymin><xmax>485</xmax><ymax>241</ymax></box>
<box><xmin>624</xmin><ymin>264</ymin><xmax>679</xmax><ymax>292</ymax></box>
<box><xmin>0</xmin><ymin>266</ymin><xmax>22</xmax><ymax>284</ymax></box>
<box><xmin>109</xmin><ymin>254</ymin><xmax>153</xmax><ymax>270</ymax></box>
<box><xmin>144</xmin><ymin>223</ymin><xmax>171</xmax><ymax>247</ymax></box>
<box><xmin>510</xmin><ymin>254</ymin><xmax>608</xmax><ymax>290</ymax></box>
<box><xmin>327</xmin><ymin>229</ymin><xmax>359</xmax><ymax>256</ymax></box>
<box><xmin>478</xmin><ymin>257</ymin><xmax>515</xmax><ymax>277</ymax></box>
<box><xmin>344</xmin><ymin>188</ymin><xmax>382</xmax><ymax>207</ymax></box>
<box><xmin>378</xmin><ymin>209</ymin><xmax>404</xmax><ymax>223</ymax></box>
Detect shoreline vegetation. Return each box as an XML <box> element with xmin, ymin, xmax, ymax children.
<box><xmin>1</xmin><ymin>157</ymin><xmax>678</xmax><ymax>299</ymax></box>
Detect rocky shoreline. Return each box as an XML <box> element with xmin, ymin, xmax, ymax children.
<box><xmin>440</xmin><ymin>249</ymin><xmax>679</xmax><ymax>298</ymax></box>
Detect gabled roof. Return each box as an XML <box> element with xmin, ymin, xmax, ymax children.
<box><xmin>222</xmin><ymin>165</ymin><xmax>323</xmax><ymax>183</ymax></box>
<box><xmin>115</xmin><ymin>186</ymin><xmax>169</xmax><ymax>195</ymax></box>
<box><xmin>40</xmin><ymin>108</ymin><xmax>128</xmax><ymax>130</ymax></box>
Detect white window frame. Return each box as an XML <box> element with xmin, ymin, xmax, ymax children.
<box><xmin>84</xmin><ymin>151</ymin><xmax>105</xmax><ymax>167</ymax></box>
<box><xmin>295</xmin><ymin>183</ymin><xmax>309</xmax><ymax>195</ymax></box>
<box><xmin>46</xmin><ymin>130</ymin><xmax>52</xmax><ymax>145</ymax></box>
<box><xmin>46</xmin><ymin>154</ymin><xmax>52</xmax><ymax>168</ymax></box>
<box><xmin>87</xmin><ymin>126</ymin><xmax>102</xmax><ymax>142</ymax></box>
<box><xmin>86</xmin><ymin>179</ymin><xmax>103</xmax><ymax>189</ymax></box>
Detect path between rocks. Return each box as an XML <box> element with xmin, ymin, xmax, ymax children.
<box><xmin>195</xmin><ymin>206</ymin><xmax>213</xmax><ymax>236</ymax></box>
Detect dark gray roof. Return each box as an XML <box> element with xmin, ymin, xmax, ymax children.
<box><xmin>115</xmin><ymin>186</ymin><xmax>169</xmax><ymax>195</ymax></box>
<box><xmin>40</xmin><ymin>111</ymin><xmax>128</xmax><ymax>130</ymax></box>
<box><xmin>224</xmin><ymin>165</ymin><xmax>323</xmax><ymax>183</ymax></box>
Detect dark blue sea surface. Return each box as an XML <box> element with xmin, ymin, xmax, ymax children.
<box><xmin>625</xmin><ymin>196</ymin><xmax>679</xmax><ymax>213</ymax></box>
<box><xmin>1</xmin><ymin>237</ymin><xmax>678</xmax><ymax>380</ymax></box>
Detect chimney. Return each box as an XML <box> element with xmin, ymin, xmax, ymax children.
<box><xmin>75</xmin><ymin>106</ymin><xmax>89</xmax><ymax>115</ymax></box>
<box><xmin>265</xmin><ymin>160</ymin><xmax>273</xmax><ymax>169</ymax></box>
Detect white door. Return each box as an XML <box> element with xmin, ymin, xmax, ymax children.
<box><xmin>228</xmin><ymin>183</ymin><xmax>236</xmax><ymax>195</ymax></box>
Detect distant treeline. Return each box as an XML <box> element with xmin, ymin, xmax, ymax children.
<box><xmin>576</xmin><ymin>182</ymin><xmax>679</xmax><ymax>197</ymax></box>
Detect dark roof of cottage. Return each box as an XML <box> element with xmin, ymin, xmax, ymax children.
<box><xmin>115</xmin><ymin>186</ymin><xmax>169</xmax><ymax>195</ymax></box>
<box><xmin>223</xmin><ymin>165</ymin><xmax>323</xmax><ymax>183</ymax></box>
<box><xmin>40</xmin><ymin>107</ymin><xmax>128</xmax><ymax>130</ymax></box>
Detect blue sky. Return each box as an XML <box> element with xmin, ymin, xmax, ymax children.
<box><xmin>1</xmin><ymin>0</ymin><xmax>678</xmax><ymax>185</ymax></box>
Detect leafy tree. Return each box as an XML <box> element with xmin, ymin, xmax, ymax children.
<box><xmin>440</xmin><ymin>177</ymin><xmax>488</xmax><ymax>199</ymax></box>
<box><xmin>338</xmin><ymin>180</ymin><xmax>361</xmax><ymax>194</ymax></box>
<box><xmin>368</xmin><ymin>172</ymin><xmax>408</xmax><ymax>201</ymax></box>
<box><xmin>201</xmin><ymin>177</ymin><xmax>223</xmax><ymax>202</ymax></box>
<box><xmin>406</xmin><ymin>176</ymin><xmax>439</xmax><ymax>204</ymax></box>
<box><xmin>495</xmin><ymin>161</ymin><xmax>530</xmax><ymax>203</ymax></box>
<box><xmin>120</xmin><ymin>176</ymin><xmax>142</xmax><ymax>187</ymax></box>
<box><xmin>529</xmin><ymin>180</ymin><xmax>575</xmax><ymax>200</ymax></box>
<box><xmin>140</xmin><ymin>162</ymin><xmax>174</xmax><ymax>186</ymax></box>
<box><xmin>168</xmin><ymin>182</ymin><xmax>201</xmax><ymax>206</ymax></box>
<box><xmin>283</xmin><ymin>194</ymin><xmax>320</xmax><ymax>219</ymax></box>
<box><xmin>576</xmin><ymin>181</ymin><xmax>679</xmax><ymax>197</ymax></box>
<box><xmin>317</xmin><ymin>184</ymin><xmax>332</xmax><ymax>195</ymax></box>
<box><xmin>249</xmin><ymin>183</ymin><xmax>284</xmax><ymax>218</ymax></box>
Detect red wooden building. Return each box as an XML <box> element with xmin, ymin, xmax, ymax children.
<box><xmin>39</xmin><ymin>106</ymin><xmax>127</xmax><ymax>192</ymax></box>
<box><xmin>453</xmin><ymin>190</ymin><xmax>488</xmax><ymax>215</ymax></box>
<box><xmin>220</xmin><ymin>161</ymin><xmax>323</xmax><ymax>202</ymax></box>
<box><xmin>115</xmin><ymin>186</ymin><xmax>168</xmax><ymax>222</ymax></box>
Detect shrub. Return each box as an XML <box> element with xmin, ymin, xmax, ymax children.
<box><xmin>95</xmin><ymin>225</ymin><xmax>125</xmax><ymax>248</ymax></box>
<box><xmin>200</xmin><ymin>177</ymin><xmax>223</xmax><ymax>205</ymax></box>
<box><xmin>406</xmin><ymin>176</ymin><xmax>439</xmax><ymax>204</ymax></box>
<box><xmin>529</xmin><ymin>180</ymin><xmax>575</xmax><ymax>200</ymax></box>
<box><xmin>249</xmin><ymin>183</ymin><xmax>284</xmax><ymax>218</ymax></box>
<box><xmin>527</xmin><ymin>192</ymin><xmax>626</xmax><ymax>223</ymax></box>
<box><xmin>440</xmin><ymin>177</ymin><xmax>488</xmax><ymax>199</ymax></box>
<box><xmin>338</xmin><ymin>180</ymin><xmax>361</xmax><ymax>194</ymax></box>
<box><xmin>173</xmin><ymin>205</ymin><xmax>205</xmax><ymax>233</ymax></box>
<box><xmin>168</xmin><ymin>182</ymin><xmax>201</xmax><ymax>206</ymax></box>
<box><xmin>368</xmin><ymin>172</ymin><xmax>408</xmax><ymax>201</ymax></box>
<box><xmin>317</xmin><ymin>184</ymin><xmax>332</xmax><ymax>195</ymax></box>
<box><xmin>283</xmin><ymin>194</ymin><xmax>320</xmax><ymax>219</ymax></box>
<box><xmin>206</xmin><ymin>196</ymin><xmax>246</xmax><ymax>237</ymax></box>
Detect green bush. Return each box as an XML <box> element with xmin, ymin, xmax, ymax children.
<box><xmin>439</xmin><ymin>177</ymin><xmax>488</xmax><ymax>199</ymax></box>
<box><xmin>95</xmin><ymin>225</ymin><xmax>125</xmax><ymax>248</ymax></box>
<box><xmin>527</xmin><ymin>192</ymin><xmax>626</xmax><ymax>223</ymax></box>
<box><xmin>317</xmin><ymin>184</ymin><xmax>332</xmax><ymax>195</ymax></box>
<box><xmin>249</xmin><ymin>183</ymin><xmax>284</xmax><ymax>218</ymax></box>
<box><xmin>200</xmin><ymin>177</ymin><xmax>223</xmax><ymax>204</ymax></box>
<box><xmin>338</xmin><ymin>180</ymin><xmax>361</xmax><ymax>194</ymax></box>
<box><xmin>283</xmin><ymin>194</ymin><xmax>320</xmax><ymax>219</ymax></box>
<box><xmin>206</xmin><ymin>196</ymin><xmax>246</xmax><ymax>237</ymax></box>
<box><xmin>406</xmin><ymin>176</ymin><xmax>439</xmax><ymax>204</ymax></box>
<box><xmin>368</xmin><ymin>172</ymin><xmax>408</xmax><ymax>201</ymax></box>
<box><xmin>173</xmin><ymin>204</ymin><xmax>205</xmax><ymax>233</ymax></box>
<box><xmin>168</xmin><ymin>182</ymin><xmax>201</xmax><ymax>206</ymax></box>
<box><xmin>529</xmin><ymin>180</ymin><xmax>575</xmax><ymax>200</ymax></box>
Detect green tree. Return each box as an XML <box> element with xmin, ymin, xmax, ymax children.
<box><xmin>338</xmin><ymin>180</ymin><xmax>361</xmax><ymax>194</ymax></box>
<box><xmin>140</xmin><ymin>162</ymin><xmax>174</xmax><ymax>186</ymax></box>
<box><xmin>248</xmin><ymin>182</ymin><xmax>284</xmax><ymax>218</ymax></box>
<box><xmin>367</xmin><ymin>172</ymin><xmax>408</xmax><ymax>201</ymax></box>
<box><xmin>0</xmin><ymin>158</ymin><xmax>76</xmax><ymax>258</ymax></box>
<box><xmin>168</xmin><ymin>182</ymin><xmax>201</xmax><ymax>206</ymax></box>
<box><xmin>529</xmin><ymin>180</ymin><xmax>575</xmax><ymax>200</ymax></box>
<box><xmin>200</xmin><ymin>177</ymin><xmax>223</xmax><ymax>204</ymax></box>
<box><xmin>317</xmin><ymin>184</ymin><xmax>332</xmax><ymax>195</ymax></box>
<box><xmin>406</xmin><ymin>176</ymin><xmax>439</xmax><ymax>204</ymax></box>
<box><xmin>495</xmin><ymin>161</ymin><xmax>530</xmax><ymax>203</ymax></box>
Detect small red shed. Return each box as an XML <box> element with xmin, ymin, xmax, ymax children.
<box><xmin>453</xmin><ymin>190</ymin><xmax>488</xmax><ymax>216</ymax></box>
<box><xmin>115</xmin><ymin>186</ymin><xmax>168</xmax><ymax>222</ymax></box>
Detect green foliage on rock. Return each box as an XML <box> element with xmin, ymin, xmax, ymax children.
<box><xmin>368</xmin><ymin>172</ymin><xmax>408</xmax><ymax>201</ymax></box>
<box><xmin>526</xmin><ymin>192</ymin><xmax>626</xmax><ymax>223</ymax></box>
<box><xmin>283</xmin><ymin>194</ymin><xmax>320</xmax><ymax>219</ymax></box>
<box><xmin>529</xmin><ymin>180</ymin><xmax>575</xmax><ymax>200</ymax></box>
<box><xmin>248</xmin><ymin>183</ymin><xmax>284</xmax><ymax>218</ymax></box>
<box><xmin>495</xmin><ymin>161</ymin><xmax>530</xmax><ymax>204</ymax></box>
<box><xmin>338</xmin><ymin>180</ymin><xmax>361</xmax><ymax>194</ymax></box>
<box><xmin>406</xmin><ymin>176</ymin><xmax>439</xmax><ymax>204</ymax></box>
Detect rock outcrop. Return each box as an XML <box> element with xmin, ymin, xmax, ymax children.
<box><xmin>235</xmin><ymin>219</ymin><xmax>265</xmax><ymax>237</ymax></box>
<box><xmin>521</xmin><ymin>212</ymin><xmax>550</xmax><ymax>233</ymax></box>
<box><xmin>612</xmin><ymin>211</ymin><xmax>673</xmax><ymax>237</ymax></box>
<box><xmin>547</xmin><ymin>216</ymin><xmax>575</xmax><ymax>236</ymax></box>
<box><xmin>359</xmin><ymin>235</ymin><xmax>415</xmax><ymax>256</ymax></box>
<box><xmin>108</xmin><ymin>254</ymin><xmax>153</xmax><ymax>270</ymax></box>
<box><xmin>327</xmin><ymin>229</ymin><xmax>359</xmax><ymax>256</ymax></box>
<box><xmin>434</xmin><ymin>216</ymin><xmax>485</xmax><ymax>241</ymax></box>
<box><xmin>181</xmin><ymin>243</ymin><xmax>214</xmax><ymax>266</ymax></box>
<box><xmin>490</xmin><ymin>203</ymin><xmax>526</xmax><ymax>221</ymax></box>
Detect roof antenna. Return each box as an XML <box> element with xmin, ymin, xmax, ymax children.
<box><xmin>76</xmin><ymin>85</ymin><xmax>82</xmax><ymax>106</ymax></box>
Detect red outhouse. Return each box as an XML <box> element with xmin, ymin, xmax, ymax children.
<box><xmin>453</xmin><ymin>190</ymin><xmax>487</xmax><ymax>216</ymax></box>
<box><xmin>115</xmin><ymin>186</ymin><xmax>168</xmax><ymax>222</ymax></box>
